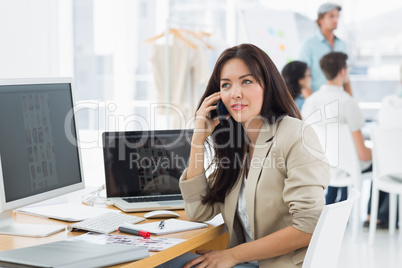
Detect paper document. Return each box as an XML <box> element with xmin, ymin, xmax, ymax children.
<box><xmin>121</xmin><ymin>219</ymin><xmax>208</xmax><ymax>235</ymax></box>
<box><xmin>16</xmin><ymin>203</ymin><xmax>117</xmax><ymax>222</ymax></box>
<box><xmin>73</xmin><ymin>232</ymin><xmax>185</xmax><ymax>251</ymax></box>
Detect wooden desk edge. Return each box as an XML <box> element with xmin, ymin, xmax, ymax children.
<box><xmin>3</xmin><ymin>206</ymin><xmax>227</xmax><ymax>268</ymax></box>
<box><xmin>120</xmin><ymin>223</ymin><xmax>226</xmax><ymax>268</ymax></box>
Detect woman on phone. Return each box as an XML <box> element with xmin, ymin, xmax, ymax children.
<box><xmin>161</xmin><ymin>44</ymin><xmax>329</xmax><ymax>268</ymax></box>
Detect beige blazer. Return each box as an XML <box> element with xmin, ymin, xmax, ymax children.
<box><xmin>179</xmin><ymin>116</ymin><xmax>329</xmax><ymax>268</ymax></box>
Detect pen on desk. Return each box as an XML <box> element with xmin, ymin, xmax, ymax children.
<box><xmin>158</xmin><ymin>219</ymin><xmax>165</xmax><ymax>229</ymax></box>
<box><xmin>118</xmin><ymin>226</ymin><xmax>150</xmax><ymax>238</ymax></box>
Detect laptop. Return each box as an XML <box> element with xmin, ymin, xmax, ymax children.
<box><xmin>102</xmin><ymin>129</ymin><xmax>193</xmax><ymax>212</ymax></box>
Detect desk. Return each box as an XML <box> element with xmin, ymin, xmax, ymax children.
<box><xmin>0</xmin><ymin>207</ymin><xmax>228</xmax><ymax>268</ymax></box>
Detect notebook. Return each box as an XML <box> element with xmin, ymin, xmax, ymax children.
<box><xmin>0</xmin><ymin>240</ymin><xmax>149</xmax><ymax>268</ymax></box>
<box><xmin>103</xmin><ymin>129</ymin><xmax>193</xmax><ymax>212</ymax></box>
<box><xmin>120</xmin><ymin>219</ymin><xmax>208</xmax><ymax>235</ymax></box>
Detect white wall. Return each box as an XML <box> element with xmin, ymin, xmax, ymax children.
<box><xmin>0</xmin><ymin>0</ymin><xmax>72</xmax><ymax>78</ymax></box>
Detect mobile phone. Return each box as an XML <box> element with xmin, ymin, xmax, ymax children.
<box><xmin>216</xmin><ymin>100</ymin><xmax>229</xmax><ymax>118</ymax></box>
<box><xmin>210</xmin><ymin>100</ymin><xmax>228</xmax><ymax>124</ymax></box>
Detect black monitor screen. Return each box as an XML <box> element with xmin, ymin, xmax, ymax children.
<box><xmin>103</xmin><ymin>130</ymin><xmax>193</xmax><ymax>198</ymax></box>
<box><xmin>0</xmin><ymin>82</ymin><xmax>82</xmax><ymax>202</ymax></box>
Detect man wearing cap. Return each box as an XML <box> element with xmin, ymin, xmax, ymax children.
<box><xmin>299</xmin><ymin>2</ymin><xmax>352</xmax><ymax>95</ymax></box>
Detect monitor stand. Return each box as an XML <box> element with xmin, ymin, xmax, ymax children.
<box><xmin>0</xmin><ymin>210</ymin><xmax>65</xmax><ymax>237</ymax></box>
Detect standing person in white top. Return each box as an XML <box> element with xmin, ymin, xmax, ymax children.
<box><xmin>301</xmin><ymin>52</ymin><xmax>372</xmax><ymax>205</ymax></box>
<box><xmin>363</xmin><ymin>63</ymin><xmax>402</xmax><ymax>229</ymax></box>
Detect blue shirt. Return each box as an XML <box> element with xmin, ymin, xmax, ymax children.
<box><xmin>299</xmin><ymin>30</ymin><xmax>348</xmax><ymax>92</ymax></box>
<box><xmin>294</xmin><ymin>95</ymin><xmax>305</xmax><ymax>111</ymax></box>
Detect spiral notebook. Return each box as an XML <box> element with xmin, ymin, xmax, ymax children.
<box><xmin>120</xmin><ymin>219</ymin><xmax>208</xmax><ymax>235</ymax></box>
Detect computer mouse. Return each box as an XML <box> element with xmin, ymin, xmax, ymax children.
<box><xmin>143</xmin><ymin>210</ymin><xmax>180</xmax><ymax>219</ymax></box>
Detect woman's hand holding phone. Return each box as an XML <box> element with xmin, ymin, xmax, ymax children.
<box><xmin>187</xmin><ymin>92</ymin><xmax>225</xmax><ymax>180</ymax></box>
<box><xmin>193</xmin><ymin>92</ymin><xmax>223</xmax><ymax>144</ymax></box>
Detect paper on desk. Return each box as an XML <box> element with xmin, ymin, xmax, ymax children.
<box><xmin>15</xmin><ymin>203</ymin><xmax>118</xmax><ymax>222</ymax></box>
<box><xmin>72</xmin><ymin>232</ymin><xmax>185</xmax><ymax>252</ymax></box>
<box><xmin>121</xmin><ymin>219</ymin><xmax>208</xmax><ymax>235</ymax></box>
<box><xmin>204</xmin><ymin>213</ymin><xmax>224</xmax><ymax>225</ymax></box>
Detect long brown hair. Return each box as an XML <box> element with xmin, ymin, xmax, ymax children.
<box><xmin>198</xmin><ymin>43</ymin><xmax>301</xmax><ymax>205</ymax></box>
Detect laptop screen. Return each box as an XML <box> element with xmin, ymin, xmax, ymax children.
<box><xmin>103</xmin><ymin>129</ymin><xmax>193</xmax><ymax>198</ymax></box>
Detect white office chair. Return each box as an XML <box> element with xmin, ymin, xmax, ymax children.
<box><xmin>303</xmin><ymin>188</ymin><xmax>360</xmax><ymax>268</ymax></box>
<box><xmin>368</xmin><ymin>127</ymin><xmax>402</xmax><ymax>245</ymax></box>
<box><xmin>312</xmin><ymin>123</ymin><xmax>368</xmax><ymax>237</ymax></box>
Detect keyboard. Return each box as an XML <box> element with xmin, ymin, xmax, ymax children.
<box><xmin>67</xmin><ymin>212</ymin><xmax>145</xmax><ymax>234</ymax></box>
<box><xmin>123</xmin><ymin>194</ymin><xmax>183</xmax><ymax>203</ymax></box>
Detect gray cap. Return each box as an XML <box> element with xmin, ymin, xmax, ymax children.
<box><xmin>317</xmin><ymin>3</ymin><xmax>342</xmax><ymax>15</ymax></box>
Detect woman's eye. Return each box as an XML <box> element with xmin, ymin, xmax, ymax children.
<box><xmin>243</xmin><ymin>80</ymin><xmax>252</xmax><ymax>84</ymax></box>
<box><xmin>221</xmin><ymin>83</ymin><xmax>230</xmax><ymax>89</ymax></box>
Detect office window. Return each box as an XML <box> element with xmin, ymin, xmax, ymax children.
<box><xmin>72</xmin><ymin>0</ymin><xmax>157</xmax><ymax>133</ymax></box>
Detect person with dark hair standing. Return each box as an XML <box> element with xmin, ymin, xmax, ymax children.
<box><xmin>281</xmin><ymin>61</ymin><xmax>312</xmax><ymax>110</ymax></box>
<box><xmin>299</xmin><ymin>3</ymin><xmax>352</xmax><ymax>96</ymax></box>
<box><xmin>301</xmin><ymin>52</ymin><xmax>372</xmax><ymax>205</ymax></box>
<box><xmin>159</xmin><ymin>44</ymin><xmax>329</xmax><ymax>268</ymax></box>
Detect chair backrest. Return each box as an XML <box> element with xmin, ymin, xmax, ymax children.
<box><xmin>371</xmin><ymin>127</ymin><xmax>402</xmax><ymax>179</ymax></box>
<box><xmin>302</xmin><ymin>188</ymin><xmax>360</xmax><ymax>268</ymax></box>
<box><xmin>312</xmin><ymin>123</ymin><xmax>361</xmax><ymax>186</ymax></box>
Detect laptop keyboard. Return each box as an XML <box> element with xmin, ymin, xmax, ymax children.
<box><xmin>123</xmin><ymin>194</ymin><xmax>183</xmax><ymax>203</ymax></box>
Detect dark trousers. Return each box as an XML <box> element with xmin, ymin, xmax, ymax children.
<box><xmin>367</xmin><ymin>182</ymin><xmax>390</xmax><ymax>224</ymax></box>
<box><xmin>326</xmin><ymin>186</ymin><xmax>348</xmax><ymax>204</ymax></box>
<box><xmin>326</xmin><ymin>164</ymin><xmax>373</xmax><ymax>205</ymax></box>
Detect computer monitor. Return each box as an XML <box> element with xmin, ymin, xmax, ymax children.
<box><xmin>0</xmin><ymin>78</ymin><xmax>85</xmax><ymax>237</ymax></box>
